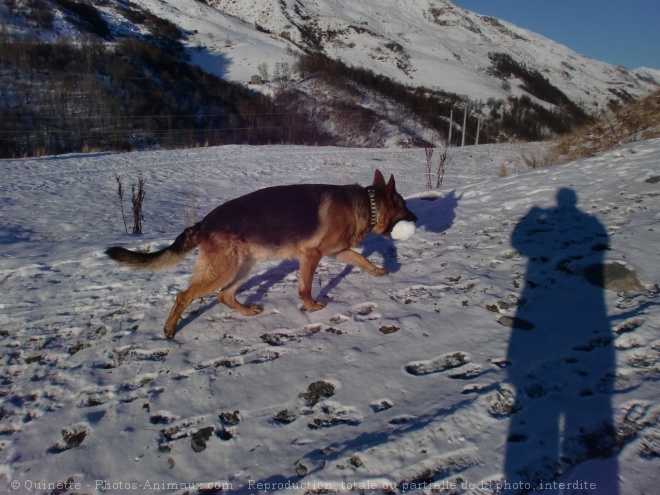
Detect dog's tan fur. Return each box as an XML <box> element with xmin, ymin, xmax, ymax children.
<box><xmin>106</xmin><ymin>170</ymin><xmax>417</xmax><ymax>338</ymax></box>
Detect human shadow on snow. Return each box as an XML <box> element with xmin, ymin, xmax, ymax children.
<box><xmin>503</xmin><ymin>188</ymin><xmax>619</xmax><ymax>494</ymax></box>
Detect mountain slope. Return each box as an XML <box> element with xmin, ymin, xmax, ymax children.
<box><xmin>151</xmin><ymin>0</ymin><xmax>660</xmax><ymax>110</ymax></box>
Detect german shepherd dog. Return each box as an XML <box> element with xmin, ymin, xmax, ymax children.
<box><xmin>106</xmin><ymin>170</ymin><xmax>417</xmax><ymax>338</ymax></box>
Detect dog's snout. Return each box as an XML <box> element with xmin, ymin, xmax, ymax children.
<box><xmin>406</xmin><ymin>209</ymin><xmax>418</xmax><ymax>223</ymax></box>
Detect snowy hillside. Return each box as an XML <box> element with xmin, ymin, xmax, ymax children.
<box><xmin>1</xmin><ymin>140</ymin><xmax>659</xmax><ymax>494</ymax></box>
<box><xmin>132</xmin><ymin>0</ymin><xmax>660</xmax><ymax>110</ymax></box>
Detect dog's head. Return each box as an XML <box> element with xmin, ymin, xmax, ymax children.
<box><xmin>370</xmin><ymin>169</ymin><xmax>418</xmax><ymax>237</ymax></box>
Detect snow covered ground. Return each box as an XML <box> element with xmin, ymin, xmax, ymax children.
<box><xmin>1</xmin><ymin>140</ymin><xmax>659</xmax><ymax>494</ymax></box>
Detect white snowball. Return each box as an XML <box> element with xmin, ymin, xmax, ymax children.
<box><xmin>391</xmin><ymin>220</ymin><xmax>416</xmax><ymax>241</ymax></box>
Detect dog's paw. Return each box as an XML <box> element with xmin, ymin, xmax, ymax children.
<box><xmin>163</xmin><ymin>326</ymin><xmax>176</xmax><ymax>339</ymax></box>
<box><xmin>372</xmin><ymin>267</ymin><xmax>389</xmax><ymax>277</ymax></box>
<box><xmin>245</xmin><ymin>304</ymin><xmax>263</xmax><ymax>316</ymax></box>
<box><xmin>236</xmin><ymin>303</ymin><xmax>263</xmax><ymax>316</ymax></box>
<box><xmin>303</xmin><ymin>300</ymin><xmax>327</xmax><ymax>312</ymax></box>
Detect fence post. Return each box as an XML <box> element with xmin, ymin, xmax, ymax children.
<box><xmin>448</xmin><ymin>109</ymin><xmax>453</xmax><ymax>145</ymax></box>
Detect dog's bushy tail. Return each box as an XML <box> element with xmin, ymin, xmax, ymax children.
<box><xmin>106</xmin><ymin>226</ymin><xmax>200</xmax><ymax>271</ymax></box>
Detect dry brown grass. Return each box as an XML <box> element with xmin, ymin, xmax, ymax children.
<box><xmin>521</xmin><ymin>146</ymin><xmax>560</xmax><ymax>169</ymax></box>
<box><xmin>553</xmin><ymin>90</ymin><xmax>660</xmax><ymax>161</ymax></box>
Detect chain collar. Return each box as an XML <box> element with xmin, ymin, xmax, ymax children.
<box><xmin>366</xmin><ymin>187</ymin><xmax>378</xmax><ymax>230</ymax></box>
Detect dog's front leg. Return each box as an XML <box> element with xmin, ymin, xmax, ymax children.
<box><xmin>334</xmin><ymin>248</ymin><xmax>389</xmax><ymax>276</ymax></box>
<box><xmin>298</xmin><ymin>249</ymin><xmax>327</xmax><ymax>311</ymax></box>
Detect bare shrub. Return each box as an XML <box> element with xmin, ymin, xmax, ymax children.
<box><xmin>115</xmin><ymin>174</ymin><xmax>128</xmax><ymax>234</ymax></box>
<box><xmin>520</xmin><ymin>147</ymin><xmax>559</xmax><ymax>169</ymax></box>
<box><xmin>131</xmin><ymin>177</ymin><xmax>146</xmax><ymax>234</ymax></box>
<box><xmin>424</xmin><ymin>145</ymin><xmax>451</xmax><ymax>189</ymax></box>
<box><xmin>424</xmin><ymin>147</ymin><xmax>434</xmax><ymax>189</ymax></box>
<box><xmin>435</xmin><ymin>145</ymin><xmax>451</xmax><ymax>188</ymax></box>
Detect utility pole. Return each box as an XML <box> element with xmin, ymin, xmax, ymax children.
<box><xmin>448</xmin><ymin>109</ymin><xmax>453</xmax><ymax>146</ymax></box>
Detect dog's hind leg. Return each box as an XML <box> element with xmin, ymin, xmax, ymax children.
<box><xmin>163</xmin><ymin>245</ymin><xmax>239</xmax><ymax>338</ymax></box>
<box><xmin>216</xmin><ymin>257</ymin><xmax>263</xmax><ymax>316</ymax></box>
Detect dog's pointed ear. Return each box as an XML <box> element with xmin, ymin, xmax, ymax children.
<box><xmin>373</xmin><ymin>169</ymin><xmax>386</xmax><ymax>188</ymax></box>
<box><xmin>386</xmin><ymin>174</ymin><xmax>396</xmax><ymax>197</ymax></box>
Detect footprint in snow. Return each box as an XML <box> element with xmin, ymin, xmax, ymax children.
<box><xmin>194</xmin><ymin>355</ymin><xmax>243</xmax><ymax>371</ymax></box>
<box><xmin>259</xmin><ymin>323</ymin><xmax>323</xmax><ymax>346</ymax></box>
<box><xmin>270</xmin><ymin>379</ymin><xmax>358</xmax><ymax>429</ymax></box>
<box><xmin>348</xmin><ymin>302</ymin><xmax>381</xmax><ymax>321</ymax></box>
<box><xmin>48</xmin><ymin>423</ymin><xmax>90</xmax><ymax>453</ymax></box>
<box><xmin>307</xmin><ymin>401</ymin><xmax>362</xmax><ymax>429</ymax></box>
<box><xmin>405</xmin><ymin>351</ymin><xmax>473</xmax><ymax>376</ymax></box>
